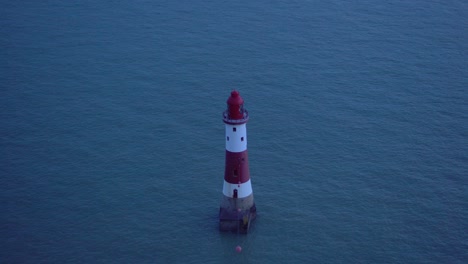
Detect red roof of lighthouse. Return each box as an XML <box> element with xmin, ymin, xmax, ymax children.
<box><xmin>227</xmin><ymin>90</ymin><xmax>244</xmax><ymax>106</ymax></box>
<box><xmin>224</xmin><ymin>90</ymin><xmax>248</xmax><ymax>123</ymax></box>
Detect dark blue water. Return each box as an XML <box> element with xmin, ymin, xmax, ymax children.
<box><xmin>1</xmin><ymin>0</ymin><xmax>467</xmax><ymax>263</ymax></box>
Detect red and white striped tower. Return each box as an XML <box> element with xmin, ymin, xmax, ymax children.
<box><xmin>219</xmin><ymin>90</ymin><xmax>256</xmax><ymax>233</ymax></box>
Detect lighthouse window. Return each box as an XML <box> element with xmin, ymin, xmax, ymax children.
<box><xmin>241</xmin><ymin>137</ymin><xmax>244</xmax><ymax>141</ymax></box>
<box><xmin>233</xmin><ymin>127</ymin><xmax>236</xmax><ymax>132</ymax></box>
<box><xmin>227</xmin><ymin>136</ymin><xmax>229</xmax><ymax>141</ymax></box>
<box><xmin>234</xmin><ymin>169</ymin><xmax>238</xmax><ymax>176</ymax></box>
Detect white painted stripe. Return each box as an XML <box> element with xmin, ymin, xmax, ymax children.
<box><xmin>222</xmin><ymin>179</ymin><xmax>253</xmax><ymax>198</ymax></box>
<box><xmin>225</xmin><ymin>124</ymin><xmax>247</xmax><ymax>153</ymax></box>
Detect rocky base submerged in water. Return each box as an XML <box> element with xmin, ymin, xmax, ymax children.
<box><xmin>219</xmin><ymin>205</ymin><xmax>256</xmax><ymax>234</ymax></box>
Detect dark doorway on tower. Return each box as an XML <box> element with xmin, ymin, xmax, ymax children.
<box><xmin>233</xmin><ymin>189</ymin><xmax>238</xmax><ymax>198</ymax></box>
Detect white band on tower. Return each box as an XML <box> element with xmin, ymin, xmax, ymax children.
<box><xmin>222</xmin><ymin>179</ymin><xmax>253</xmax><ymax>198</ymax></box>
<box><xmin>225</xmin><ymin>124</ymin><xmax>247</xmax><ymax>153</ymax></box>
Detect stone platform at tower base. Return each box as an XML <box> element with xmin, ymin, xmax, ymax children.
<box><xmin>219</xmin><ymin>205</ymin><xmax>256</xmax><ymax>234</ymax></box>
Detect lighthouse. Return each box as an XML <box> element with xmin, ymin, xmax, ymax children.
<box><xmin>219</xmin><ymin>90</ymin><xmax>256</xmax><ymax>233</ymax></box>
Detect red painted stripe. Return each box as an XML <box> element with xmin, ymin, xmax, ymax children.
<box><xmin>224</xmin><ymin>150</ymin><xmax>250</xmax><ymax>184</ymax></box>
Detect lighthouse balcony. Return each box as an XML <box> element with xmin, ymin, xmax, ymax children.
<box><xmin>223</xmin><ymin>110</ymin><xmax>249</xmax><ymax>124</ymax></box>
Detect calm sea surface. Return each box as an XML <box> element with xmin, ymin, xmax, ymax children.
<box><xmin>1</xmin><ymin>0</ymin><xmax>467</xmax><ymax>263</ymax></box>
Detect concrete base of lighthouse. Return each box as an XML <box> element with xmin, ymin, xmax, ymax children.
<box><xmin>219</xmin><ymin>194</ymin><xmax>256</xmax><ymax>233</ymax></box>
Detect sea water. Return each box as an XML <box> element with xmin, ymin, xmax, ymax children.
<box><xmin>1</xmin><ymin>0</ymin><xmax>467</xmax><ymax>263</ymax></box>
